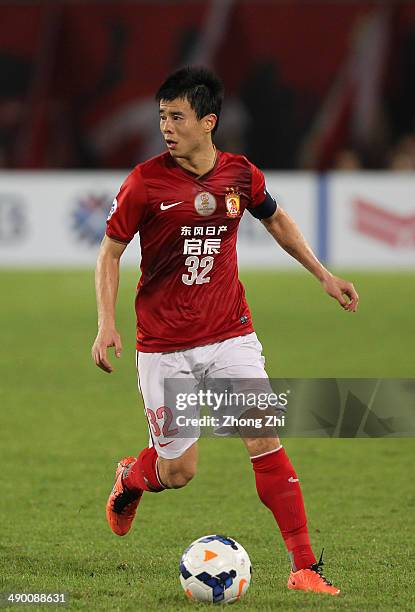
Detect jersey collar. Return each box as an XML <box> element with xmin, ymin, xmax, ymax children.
<box><xmin>168</xmin><ymin>147</ymin><xmax>221</xmax><ymax>180</ymax></box>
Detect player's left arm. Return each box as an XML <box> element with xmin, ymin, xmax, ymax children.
<box><xmin>261</xmin><ymin>207</ymin><xmax>359</xmax><ymax>312</ymax></box>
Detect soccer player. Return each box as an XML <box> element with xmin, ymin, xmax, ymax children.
<box><xmin>92</xmin><ymin>67</ymin><xmax>358</xmax><ymax>596</ymax></box>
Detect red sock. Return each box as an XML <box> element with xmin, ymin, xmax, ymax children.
<box><xmin>123</xmin><ymin>447</ymin><xmax>165</xmax><ymax>493</ymax></box>
<box><xmin>252</xmin><ymin>447</ymin><xmax>316</xmax><ymax>571</ymax></box>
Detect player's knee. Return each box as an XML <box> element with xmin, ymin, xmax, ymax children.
<box><xmin>158</xmin><ymin>442</ymin><xmax>198</xmax><ymax>489</ymax></box>
<box><xmin>165</xmin><ymin>464</ymin><xmax>196</xmax><ymax>489</ymax></box>
<box><xmin>244</xmin><ymin>436</ymin><xmax>280</xmax><ymax>458</ymax></box>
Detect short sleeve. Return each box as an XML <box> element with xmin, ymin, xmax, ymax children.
<box><xmin>106</xmin><ymin>167</ymin><xmax>147</xmax><ymax>243</ymax></box>
<box><xmin>249</xmin><ymin>161</ymin><xmax>266</xmax><ymax>208</ymax></box>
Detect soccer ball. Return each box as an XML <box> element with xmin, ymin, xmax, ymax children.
<box><xmin>179</xmin><ymin>534</ymin><xmax>251</xmax><ymax>604</ymax></box>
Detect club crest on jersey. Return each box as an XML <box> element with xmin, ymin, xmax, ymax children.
<box><xmin>194</xmin><ymin>191</ymin><xmax>216</xmax><ymax>216</ymax></box>
<box><xmin>225</xmin><ymin>188</ymin><xmax>241</xmax><ymax>218</ymax></box>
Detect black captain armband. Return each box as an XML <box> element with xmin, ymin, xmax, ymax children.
<box><xmin>248</xmin><ymin>190</ymin><xmax>278</xmax><ymax>220</ymax></box>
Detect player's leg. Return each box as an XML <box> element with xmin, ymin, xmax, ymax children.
<box><xmin>157</xmin><ymin>441</ymin><xmax>198</xmax><ymax>489</ymax></box>
<box><xmin>206</xmin><ymin>333</ymin><xmax>340</xmax><ymax>595</ymax></box>
<box><xmin>106</xmin><ymin>444</ymin><xmax>198</xmax><ymax>537</ymax></box>
<box><xmin>122</xmin><ymin>440</ymin><xmax>198</xmax><ymax>491</ymax></box>
<box><xmin>106</xmin><ymin>350</ymin><xmax>199</xmax><ymax>535</ymax></box>
<box><xmin>242</xmin><ymin>431</ymin><xmax>316</xmax><ymax>570</ymax></box>
<box><xmin>243</xmin><ymin>435</ymin><xmax>339</xmax><ymax>595</ymax></box>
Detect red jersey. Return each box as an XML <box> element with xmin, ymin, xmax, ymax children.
<box><xmin>106</xmin><ymin>150</ymin><xmax>271</xmax><ymax>352</ymax></box>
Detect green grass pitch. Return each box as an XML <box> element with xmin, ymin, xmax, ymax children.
<box><xmin>0</xmin><ymin>269</ymin><xmax>414</xmax><ymax>610</ymax></box>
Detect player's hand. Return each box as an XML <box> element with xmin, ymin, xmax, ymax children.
<box><xmin>321</xmin><ymin>274</ymin><xmax>359</xmax><ymax>312</ymax></box>
<box><xmin>91</xmin><ymin>327</ymin><xmax>122</xmax><ymax>373</ymax></box>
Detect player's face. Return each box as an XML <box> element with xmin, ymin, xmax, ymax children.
<box><xmin>159</xmin><ymin>98</ymin><xmax>215</xmax><ymax>159</ymax></box>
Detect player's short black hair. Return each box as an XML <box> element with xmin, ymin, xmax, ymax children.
<box><xmin>156</xmin><ymin>66</ymin><xmax>224</xmax><ymax>135</ymax></box>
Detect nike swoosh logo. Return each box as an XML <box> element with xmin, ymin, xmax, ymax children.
<box><xmin>159</xmin><ymin>440</ymin><xmax>174</xmax><ymax>447</ymax></box>
<box><xmin>288</xmin><ymin>476</ymin><xmax>299</xmax><ymax>483</ymax></box>
<box><xmin>160</xmin><ymin>200</ymin><xmax>185</xmax><ymax>211</ymax></box>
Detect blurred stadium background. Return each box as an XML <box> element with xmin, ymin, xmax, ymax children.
<box><xmin>1</xmin><ymin>1</ymin><xmax>414</xmax><ymax>610</ymax></box>
<box><xmin>2</xmin><ymin>0</ymin><xmax>415</xmax><ymax>171</ymax></box>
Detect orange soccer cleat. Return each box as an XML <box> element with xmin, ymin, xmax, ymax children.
<box><xmin>287</xmin><ymin>550</ymin><xmax>340</xmax><ymax>596</ymax></box>
<box><xmin>106</xmin><ymin>456</ymin><xmax>143</xmax><ymax>536</ymax></box>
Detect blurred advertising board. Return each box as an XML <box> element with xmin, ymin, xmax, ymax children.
<box><xmin>327</xmin><ymin>174</ymin><xmax>415</xmax><ymax>268</ymax></box>
<box><xmin>1</xmin><ymin>171</ymin><xmax>414</xmax><ymax>269</ymax></box>
<box><xmin>0</xmin><ymin>172</ymin><xmax>139</xmax><ymax>267</ymax></box>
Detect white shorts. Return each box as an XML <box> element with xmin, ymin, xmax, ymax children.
<box><xmin>136</xmin><ymin>332</ymin><xmax>271</xmax><ymax>459</ymax></box>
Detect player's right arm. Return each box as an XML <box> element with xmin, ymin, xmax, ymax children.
<box><xmin>91</xmin><ymin>166</ymin><xmax>147</xmax><ymax>372</ymax></box>
<box><xmin>92</xmin><ymin>236</ymin><xmax>127</xmax><ymax>373</ymax></box>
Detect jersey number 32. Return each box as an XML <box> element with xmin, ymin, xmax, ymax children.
<box><xmin>182</xmin><ymin>256</ymin><xmax>214</xmax><ymax>285</ymax></box>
